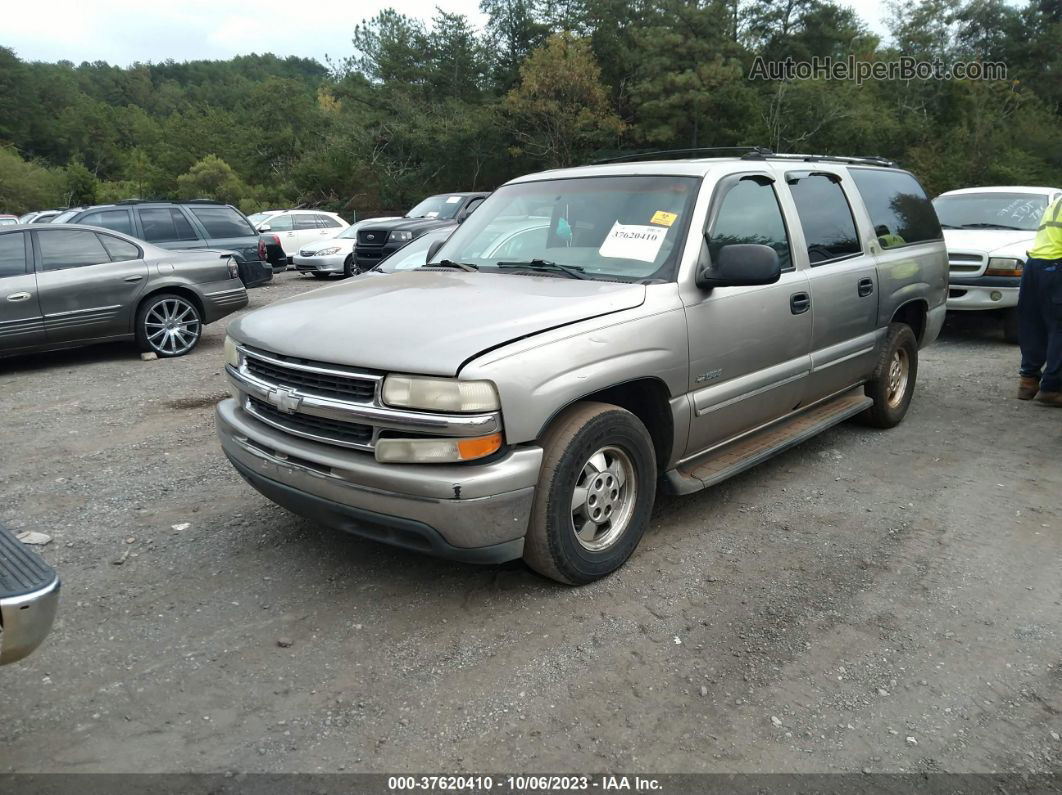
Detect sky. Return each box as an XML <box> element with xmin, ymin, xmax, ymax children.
<box><xmin>3</xmin><ymin>0</ymin><xmax>891</xmax><ymax>67</ymax></box>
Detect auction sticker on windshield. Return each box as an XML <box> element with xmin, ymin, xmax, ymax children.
<box><xmin>599</xmin><ymin>222</ymin><xmax>667</xmax><ymax>262</ymax></box>
<box><xmin>650</xmin><ymin>210</ymin><xmax>678</xmax><ymax>227</ymax></box>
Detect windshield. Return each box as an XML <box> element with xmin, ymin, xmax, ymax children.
<box><xmin>430</xmin><ymin>175</ymin><xmax>699</xmax><ymax>282</ymax></box>
<box><xmin>932</xmin><ymin>193</ymin><xmax>1048</xmax><ymax>231</ymax></box>
<box><xmin>247</xmin><ymin>212</ymin><xmax>273</xmax><ymax>225</ymax></box>
<box><xmin>52</xmin><ymin>210</ymin><xmax>80</xmax><ymax>224</ymax></box>
<box><xmin>406</xmin><ymin>195</ymin><xmax>466</xmax><ymax>220</ymax></box>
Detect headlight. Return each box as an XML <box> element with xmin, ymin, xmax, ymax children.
<box><xmin>375</xmin><ymin>433</ymin><xmax>503</xmax><ymax>463</ymax></box>
<box><xmin>224</xmin><ymin>336</ymin><xmax>240</xmax><ymax>368</ymax></box>
<box><xmin>316</xmin><ymin>247</ymin><xmax>341</xmax><ymax>256</ymax></box>
<box><xmin>382</xmin><ymin>375</ymin><xmax>499</xmax><ymax>413</ymax></box>
<box><xmin>389</xmin><ymin>231</ymin><xmax>413</xmax><ymax>243</ymax></box>
<box><xmin>226</xmin><ymin>257</ymin><xmax>239</xmax><ymax>279</ymax></box>
<box><xmin>985</xmin><ymin>257</ymin><xmax>1024</xmax><ymax>277</ymax></box>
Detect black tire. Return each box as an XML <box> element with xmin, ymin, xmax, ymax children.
<box><xmin>1002</xmin><ymin>307</ymin><xmax>1020</xmax><ymax>344</ymax></box>
<box><xmin>342</xmin><ymin>255</ymin><xmax>355</xmax><ymax>278</ymax></box>
<box><xmin>523</xmin><ymin>401</ymin><xmax>656</xmax><ymax>585</ymax></box>
<box><xmin>311</xmin><ymin>272</ymin><xmax>330</xmax><ymax>279</ymax></box>
<box><xmin>857</xmin><ymin>322</ymin><xmax>918</xmax><ymax>428</ymax></box>
<box><xmin>135</xmin><ymin>293</ymin><xmax>203</xmax><ymax>358</ymax></box>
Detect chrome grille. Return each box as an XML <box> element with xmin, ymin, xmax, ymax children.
<box><xmin>244</xmin><ymin>353</ymin><xmax>376</xmax><ymax>403</ymax></box>
<box><xmin>247</xmin><ymin>397</ymin><xmax>374</xmax><ymax>449</ymax></box>
<box><xmin>948</xmin><ymin>251</ymin><xmax>985</xmax><ymax>275</ymax></box>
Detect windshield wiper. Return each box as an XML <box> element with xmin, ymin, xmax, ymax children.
<box><xmin>424</xmin><ymin>259</ymin><xmax>479</xmax><ymax>271</ymax></box>
<box><xmin>495</xmin><ymin>259</ymin><xmax>589</xmax><ymax>280</ymax></box>
<box><xmin>960</xmin><ymin>223</ymin><xmax>1024</xmax><ymax>230</ymax></box>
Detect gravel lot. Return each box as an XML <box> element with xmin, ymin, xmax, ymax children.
<box><xmin>1</xmin><ymin>271</ymin><xmax>1060</xmax><ymax>774</ymax></box>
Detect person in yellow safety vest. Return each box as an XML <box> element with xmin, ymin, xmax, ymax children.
<box><xmin>875</xmin><ymin>224</ymin><xmax>906</xmax><ymax>249</ymax></box>
<box><xmin>1016</xmin><ymin>196</ymin><xmax>1062</xmax><ymax>406</ymax></box>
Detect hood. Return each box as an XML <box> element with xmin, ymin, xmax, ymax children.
<box><xmin>359</xmin><ymin>217</ymin><xmax>459</xmax><ymax>235</ymax></box>
<box><xmin>299</xmin><ymin>238</ymin><xmax>355</xmax><ymax>255</ymax></box>
<box><xmin>230</xmin><ymin>271</ymin><xmax>646</xmax><ymax>376</ymax></box>
<box><xmin>943</xmin><ymin>229</ymin><xmax>1035</xmax><ymax>256</ymax></box>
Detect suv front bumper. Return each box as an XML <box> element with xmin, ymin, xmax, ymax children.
<box><xmin>947</xmin><ymin>275</ymin><xmax>1020</xmax><ymax>311</ymax></box>
<box><xmin>216</xmin><ymin>398</ymin><xmax>540</xmax><ymax>563</ymax></box>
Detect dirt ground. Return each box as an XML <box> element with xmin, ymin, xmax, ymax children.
<box><xmin>1</xmin><ymin>271</ymin><xmax>1059</xmax><ymax>775</ymax></box>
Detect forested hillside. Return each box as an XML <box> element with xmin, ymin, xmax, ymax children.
<box><xmin>2</xmin><ymin>0</ymin><xmax>1060</xmax><ymax>216</ymax></box>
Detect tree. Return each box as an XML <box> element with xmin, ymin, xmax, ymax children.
<box><xmin>504</xmin><ymin>33</ymin><xmax>625</xmax><ymax>168</ymax></box>
<box><xmin>175</xmin><ymin>154</ymin><xmax>248</xmax><ymax>204</ymax></box>
<box><xmin>65</xmin><ymin>158</ymin><xmax>98</xmax><ymax>205</ymax></box>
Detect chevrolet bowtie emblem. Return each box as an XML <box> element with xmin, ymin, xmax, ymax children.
<box><xmin>268</xmin><ymin>387</ymin><xmax>302</xmax><ymax>414</ymax></box>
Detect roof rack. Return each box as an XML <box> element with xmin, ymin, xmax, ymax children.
<box><xmin>593</xmin><ymin>146</ymin><xmax>774</xmax><ymax>164</ymax></box>
<box><xmin>114</xmin><ymin>198</ymin><xmax>226</xmax><ymax>205</ymax></box>
<box><xmin>743</xmin><ymin>152</ymin><xmax>897</xmax><ymax>168</ymax></box>
<box><xmin>590</xmin><ymin>147</ymin><xmax>897</xmax><ymax>168</ymax></box>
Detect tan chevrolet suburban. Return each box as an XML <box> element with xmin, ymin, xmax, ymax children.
<box><xmin>216</xmin><ymin>151</ymin><xmax>947</xmax><ymax>584</ymax></box>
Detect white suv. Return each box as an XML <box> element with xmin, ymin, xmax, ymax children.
<box><xmin>248</xmin><ymin>210</ymin><xmax>350</xmax><ymax>262</ymax></box>
<box><xmin>933</xmin><ymin>186</ymin><xmax>1062</xmax><ymax>342</ymax></box>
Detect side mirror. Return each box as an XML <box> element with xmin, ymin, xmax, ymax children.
<box><xmin>258</xmin><ymin>224</ymin><xmax>271</xmax><ymax>232</ymax></box>
<box><xmin>425</xmin><ymin>239</ymin><xmax>445</xmax><ymax>263</ymax></box>
<box><xmin>696</xmin><ymin>243</ymin><xmax>781</xmax><ymax>289</ymax></box>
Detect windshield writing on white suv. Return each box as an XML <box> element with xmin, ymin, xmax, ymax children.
<box><xmin>932</xmin><ymin>193</ymin><xmax>1048</xmax><ymax>232</ymax></box>
<box><xmin>428</xmin><ymin>175</ymin><xmax>700</xmax><ymax>282</ymax></box>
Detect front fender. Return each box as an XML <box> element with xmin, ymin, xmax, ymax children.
<box><xmin>461</xmin><ymin>286</ymin><xmax>689</xmax><ymax>445</ymax></box>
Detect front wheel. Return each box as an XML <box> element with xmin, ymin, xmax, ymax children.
<box><xmin>342</xmin><ymin>255</ymin><xmax>355</xmax><ymax>278</ymax></box>
<box><xmin>135</xmin><ymin>293</ymin><xmax>203</xmax><ymax>358</ymax></box>
<box><xmin>858</xmin><ymin>322</ymin><xmax>918</xmax><ymax>428</ymax></box>
<box><xmin>523</xmin><ymin>402</ymin><xmax>657</xmax><ymax>585</ymax></box>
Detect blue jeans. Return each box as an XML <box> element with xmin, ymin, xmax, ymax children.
<box><xmin>1018</xmin><ymin>257</ymin><xmax>1062</xmax><ymax>392</ymax></box>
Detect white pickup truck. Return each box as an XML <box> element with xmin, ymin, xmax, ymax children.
<box><xmin>933</xmin><ymin>186</ymin><xmax>1062</xmax><ymax>342</ymax></box>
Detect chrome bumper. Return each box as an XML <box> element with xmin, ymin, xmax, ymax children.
<box><xmin>0</xmin><ymin>524</ymin><xmax>60</xmax><ymax>665</ymax></box>
<box><xmin>216</xmin><ymin>399</ymin><xmax>540</xmax><ymax>560</ymax></box>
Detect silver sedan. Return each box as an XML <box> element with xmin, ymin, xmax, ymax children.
<box><xmin>0</xmin><ymin>224</ymin><xmax>247</xmax><ymax>359</ymax></box>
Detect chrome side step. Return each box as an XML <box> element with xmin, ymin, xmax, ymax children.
<box><xmin>663</xmin><ymin>387</ymin><xmax>873</xmax><ymax>495</ymax></box>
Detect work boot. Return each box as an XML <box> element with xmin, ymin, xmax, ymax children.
<box><xmin>1017</xmin><ymin>376</ymin><xmax>1039</xmax><ymax>400</ymax></box>
<box><xmin>1034</xmin><ymin>391</ymin><xmax>1062</xmax><ymax>407</ymax></box>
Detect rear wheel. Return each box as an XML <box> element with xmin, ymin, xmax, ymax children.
<box><xmin>858</xmin><ymin>322</ymin><xmax>918</xmax><ymax>428</ymax></box>
<box><xmin>523</xmin><ymin>402</ymin><xmax>656</xmax><ymax>585</ymax></box>
<box><xmin>135</xmin><ymin>293</ymin><xmax>202</xmax><ymax>358</ymax></box>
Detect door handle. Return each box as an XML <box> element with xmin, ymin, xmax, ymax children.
<box><xmin>858</xmin><ymin>278</ymin><xmax>874</xmax><ymax>297</ymax></box>
<box><xmin>790</xmin><ymin>292</ymin><xmax>811</xmax><ymax>315</ymax></box>
<box><xmin>6</xmin><ymin>292</ymin><xmax>31</xmax><ymax>302</ymax></box>
<box><xmin>123</xmin><ymin>275</ymin><xmax>144</xmax><ymax>282</ymax></box>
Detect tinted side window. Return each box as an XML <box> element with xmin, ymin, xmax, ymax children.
<box><xmin>850</xmin><ymin>168</ymin><xmax>942</xmax><ymax>248</ymax></box>
<box><xmin>98</xmin><ymin>233</ymin><xmax>140</xmax><ymax>262</ymax></box>
<box><xmin>139</xmin><ymin>208</ymin><xmax>199</xmax><ymax>243</ymax></box>
<box><xmin>80</xmin><ymin>209</ymin><xmax>134</xmax><ymax>236</ymax></box>
<box><xmin>0</xmin><ymin>233</ymin><xmax>27</xmax><ymax>278</ymax></box>
<box><xmin>463</xmin><ymin>198</ymin><xmax>485</xmax><ymax>217</ymax></box>
<box><xmin>315</xmin><ymin>214</ymin><xmax>341</xmax><ymax>228</ymax></box>
<box><xmin>786</xmin><ymin>173</ymin><xmax>862</xmax><ymax>264</ymax></box>
<box><xmin>265</xmin><ymin>214</ymin><xmax>293</xmax><ymax>231</ymax></box>
<box><xmin>294</xmin><ymin>214</ymin><xmax>319</xmax><ymax>230</ymax></box>
<box><xmin>709</xmin><ymin>177</ymin><xmax>792</xmax><ymax>271</ymax></box>
<box><xmin>190</xmin><ymin>207</ymin><xmax>255</xmax><ymax>238</ymax></box>
<box><xmin>38</xmin><ymin>230</ymin><xmax>111</xmax><ymax>271</ymax></box>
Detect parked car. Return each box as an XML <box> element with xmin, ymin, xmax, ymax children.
<box><xmin>353</xmin><ymin>193</ymin><xmax>489</xmax><ymax>270</ymax></box>
<box><xmin>248</xmin><ymin>210</ymin><xmax>350</xmax><ymax>264</ymax></box>
<box><xmin>0</xmin><ymin>224</ymin><xmax>248</xmax><ymax>359</ymax></box>
<box><xmin>932</xmin><ymin>186</ymin><xmax>1062</xmax><ymax>342</ymax></box>
<box><xmin>0</xmin><ymin>215</ymin><xmax>18</xmax><ymax>227</ymax></box>
<box><xmin>291</xmin><ymin>217</ymin><xmax>402</xmax><ymax>278</ymax></box>
<box><xmin>0</xmin><ymin>523</ymin><xmax>60</xmax><ymax>664</ymax></box>
<box><xmin>217</xmin><ymin>152</ymin><xmax>946</xmax><ymax>584</ymax></box>
<box><xmin>22</xmin><ymin>210</ymin><xmax>65</xmax><ymax>224</ymax></box>
<box><xmin>60</xmin><ymin>200</ymin><xmax>272</xmax><ymax>288</ymax></box>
